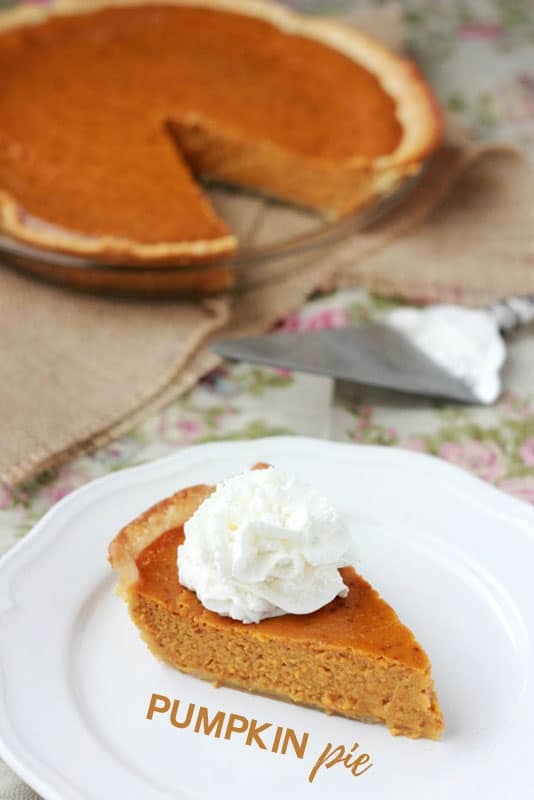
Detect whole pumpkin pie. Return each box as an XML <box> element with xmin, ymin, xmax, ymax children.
<box><xmin>109</xmin><ymin>475</ymin><xmax>444</xmax><ymax>740</ymax></box>
<box><xmin>0</xmin><ymin>0</ymin><xmax>442</xmax><ymax>266</ymax></box>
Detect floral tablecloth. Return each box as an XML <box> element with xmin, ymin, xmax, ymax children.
<box><xmin>1</xmin><ymin>0</ymin><xmax>534</xmax><ymax>558</ymax></box>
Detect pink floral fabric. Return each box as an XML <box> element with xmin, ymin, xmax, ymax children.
<box><xmin>438</xmin><ymin>442</ymin><xmax>506</xmax><ymax>482</ymax></box>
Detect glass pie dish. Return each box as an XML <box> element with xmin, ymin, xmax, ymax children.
<box><xmin>0</xmin><ymin>175</ymin><xmax>421</xmax><ymax>297</ymax></box>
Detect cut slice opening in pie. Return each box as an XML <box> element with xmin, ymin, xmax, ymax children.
<box><xmin>0</xmin><ymin>0</ymin><xmax>442</xmax><ymax>266</ymax></box>
<box><xmin>109</xmin><ymin>477</ymin><xmax>444</xmax><ymax>740</ymax></box>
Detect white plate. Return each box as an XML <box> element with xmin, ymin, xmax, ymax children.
<box><xmin>0</xmin><ymin>437</ymin><xmax>533</xmax><ymax>799</ymax></box>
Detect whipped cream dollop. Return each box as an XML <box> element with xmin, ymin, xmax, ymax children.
<box><xmin>386</xmin><ymin>304</ymin><xmax>506</xmax><ymax>404</ymax></box>
<box><xmin>178</xmin><ymin>467</ymin><xmax>354</xmax><ymax>624</ymax></box>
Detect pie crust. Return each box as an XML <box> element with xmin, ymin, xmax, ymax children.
<box><xmin>109</xmin><ymin>477</ymin><xmax>444</xmax><ymax>739</ymax></box>
<box><xmin>0</xmin><ymin>0</ymin><xmax>442</xmax><ymax>267</ymax></box>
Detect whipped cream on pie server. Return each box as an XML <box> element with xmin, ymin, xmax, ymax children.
<box><xmin>386</xmin><ymin>304</ymin><xmax>506</xmax><ymax>404</ymax></box>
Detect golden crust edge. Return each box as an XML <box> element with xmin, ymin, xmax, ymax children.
<box><xmin>108</xmin><ymin>483</ymin><xmax>213</xmax><ymax>597</ymax></box>
<box><xmin>0</xmin><ymin>0</ymin><xmax>442</xmax><ymax>258</ymax></box>
<box><xmin>108</xmin><ymin>465</ymin><xmax>267</xmax><ymax>595</ymax></box>
<box><xmin>0</xmin><ymin>190</ymin><xmax>237</xmax><ymax>265</ymax></box>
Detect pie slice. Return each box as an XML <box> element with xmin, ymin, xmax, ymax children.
<box><xmin>109</xmin><ymin>480</ymin><xmax>444</xmax><ymax>740</ymax></box>
<box><xmin>0</xmin><ymin>0</ymin><xmax>442</xmax><ymax>267</ymax></box>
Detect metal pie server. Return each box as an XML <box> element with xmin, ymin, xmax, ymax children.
<box><xmin>211</xmin><ymin>296</ymin><xmax>534</xmax><ymax>404</ymax></box>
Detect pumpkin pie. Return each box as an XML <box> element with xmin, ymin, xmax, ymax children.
<box><xmin>109</xmin><ymin>478</ymin><xmax>444</xmax><ymax>739</ymax></box>
<box><xmin>0</xmin><ymin>0</ymin><xmax>442</xmax><ymax>266</ymax></box>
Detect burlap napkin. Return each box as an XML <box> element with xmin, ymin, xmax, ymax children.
<box><xmin>0</xmin><ymin>5</ymin><xmax>533</xmax><ymax>492</ymax></box>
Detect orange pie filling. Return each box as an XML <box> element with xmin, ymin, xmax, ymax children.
<box><xmin>0</xmin><ymin>2</ymin><xmax>441</xmax><ymax>262</ymax></box>
<box><xmin>126</xmin><ymin>524</ymin><xmax>444</xmax><ymax>739</ymax></box>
